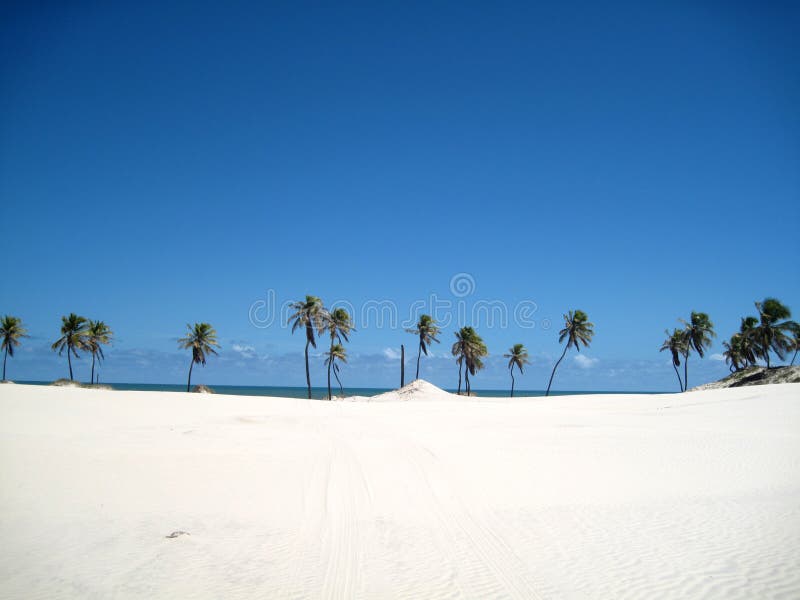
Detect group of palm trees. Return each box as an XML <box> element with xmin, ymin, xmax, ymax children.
<box><xmin>0</xmin><ymin>302</ymin><xmax>596</xmax><ymax>398</ymax></box>
<box><xmin>158</xmin><ymin>295</ymin><xmax>589</xmax><ymax>399</ymax></box>
<box><xmin>5</xmin><ymin>296</ymin><xmax>794</xmax><ymax>397</ymax></box>
<box><xmin>48</xmin><ymin>314</ymin><xmax>114</xmax><ymax>384</ymax></box>
<box><xmin>396</xmin><ymin>306</ymin><xmax>595</xmax><ymax>397</ymax></box>
<box><xmin>660</xmin><ymin>298</ymin><xmax>799</xmax><ymax>392</ymax></box>
<box><xmin>285</xmin><ymin>297</ymin><xmax>595</xmax><ymax>398</ymax></box>
<box><xmin>659</xmin><ymin>311</ymin><xmax>716</xmax><ymax>392</ymax></box>
<box><xmin>288</xmin><ymin>296</ymin><xmax>353</xmax><ymax>399</ymax></box>
<box><xmin>722</xmin><ymin>299</ymin><xmax>799</xmax><ymax>371</ymax></box>
<box><xmin>0</xmin><ymin>312</ymin><xmax>220</xmax><ymax>393</ymax></box>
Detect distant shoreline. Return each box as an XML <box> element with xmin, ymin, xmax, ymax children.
<box><xmin>12</xmin><ymin>380</ymin><xmax>666</xmax><ymax>399</ymax></box>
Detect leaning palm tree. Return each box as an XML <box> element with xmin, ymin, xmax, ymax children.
<box><xmin>324</xmin><ymin>343</ymin><xmax>348</xmax><ymax>397</ymax></box>
<box><xmin>546</xmin><ymin>310</ymin><xmax>594</xmax><ymax>396</ymax></box>
<box><xmin>288</xmin><ymin>295</ymin><xmax>326</xmax><ymax>399</ymax></box>
<box><xmin>0</xmin><ymin>316</ymin><xmax>28</xmax><ymax>381</ymax></box>
<box><xmin>660</xmin><ymin>328</ymin><xmax>687</xmax><ymax>391</ymax></box>
<box><xmin>748</xmin><ymin>298</ymin><xmax>797</xmax><ymax>368</ymax></box>
<box><xmin>451</xmin><ymin>326</ymin><xmax>487</xmax><ymax>395</ymax></box>
<box><xmin>178</xmin><ymin>322</ymin><xmax>220</xmax><ymax>392</ymax></box>
<box><xmin>679</xmin><ymin>311</ymin><xmax>715</xmax><ymax>390</ymax></box>
<box><xmin>406</xmin><ymin>314</ymin><xmax>440</xmax><ymax>379</ymax></box>
<box><xmin>321</xmin><ymin>307</ymin><xmax>354</xmax><ymax>400</ymax></box>
<box><xmin>51</xmin><ymin>313</ymin><xmax>88</xmax><ymax>381</ymax></box>
<box><xmin>85</xmin><ymin>320</ymin><xmax>113</xmax><ymax>384</ymax></box>
<box><xmin>503</xmin><ymin>344</ymin><xmax>529</xmax><ymax>397</ymax></box>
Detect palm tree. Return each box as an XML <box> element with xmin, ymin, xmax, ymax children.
<box><xmin>288</xmin><ymin>295</ymin><xmax>326</xmax><ymax>399</ymax></box>
<box><xmin>545</xmin><ymin>310</ymin><xmax>594</xmax><ymax>396</ymax></box>
<box><xmin>660</xmin><ymin>328</ymin><xmax>687</xmax><ymax>391</ymax></box>
<box><xmin>451</xmin><ymin>326</ymin><xmax>487</xmax><ymax>395</ymax></box>
<box><xmin>85</xmin><ymin>320</ymin><xmax>113</xmax><ymax>384</ymax></box>
<box><xmin>722</xmin><ymin>335</ymin><xmax>745</xmax><ymax>373</ymax></box>
<box><xmin>789</xmin><ymin>322</ymin><xmax>800</xmax><ymax>366</ymax></box>
<box><xmin>503</xmin><ymin>343</ymin><xmax>530</xmax><ymax>397</ymax></box>
<box><xmin>466</xmin><ymin>330</ymin><xmax>488</xmax><ymax>395</ymax></box>
<box><xmin>0</xmin><ymin>316</ymin><xmax>28</xmax><ymax>381</ymax></box>
<box><xmin>324</xmin><ymin>343</ymin><xmax>348</xmax><ymax>397</ymax></box>
<box><xmin>178</xmin><ymin>323</ymin><xmax>219</xmax><ymax>392</ymax></box>
<box><xmin>738</xmin><ymin>317</ymin><xmax>759</xmax><ymax>368</ymax></box>
<box><xmin>452</xmin><ymin>328</ymin><xmax>469</xmax><ymax>394</ymax></box>
<box><xmin>51</xmin><ymin>313</ymin><xmax>88</xmax><ymax>381</ymax></box>
<box><xmin>748</xmin><ymin>298</ymin><xmax>797</xmax><ymax>368</ymax></box>
<box><xmin>322</xmin><ymin>307</ymin><xmax>353</xmax><ymax>400</ymax></box>
<box><xmin>406</xmin><ymin>314</ymin><xmax>440</xmax><ymax>380</ymax></box>
<box><xmin>679</xmin><ymin>311</ymin><xmax>715</xmax><ymax>390</ymax></box>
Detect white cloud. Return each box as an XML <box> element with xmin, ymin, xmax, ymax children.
<box><xmin>573</xmin><ymin>354</ymin><xmax>599</xmax><ymax>369</ymax></box>
<box><xmin>710</xmin><ymin>353</ymin><xmax>725</xmax><ymax>361</ymax></box>
<box><xmin>382</xmin><ymin>347</ymin><xmax>401</xmax><ymax>360</ymax></box>
<box><xmin>232</xmin><ymin>344</ymin><xmax>256</xmax><ymax>359</ymax></box>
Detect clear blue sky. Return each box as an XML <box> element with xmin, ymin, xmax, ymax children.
<box><xmin>1</xmin><ymin>1</ymin><xmax>798</xmax><ymax>391</ymax></box>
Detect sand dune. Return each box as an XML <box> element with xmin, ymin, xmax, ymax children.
<box><xmin>1</xmin><ymin>382</ymin><xmax>798</xmax><ymax>599</ymax></box>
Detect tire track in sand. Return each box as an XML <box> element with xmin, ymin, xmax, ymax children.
<box><xmin>319</xmin><ymin>439</ymin><xmax>370</xmax><ymax>600</ymax></box>
<box><xmin>281</xmin><ymin>434</ymin><xmax>334</xmax><ymax>600</ymax></box>
<box><xmin>397</xmin><ymin>433</ymin><xmax>550</xmax><ymax>600</ymax></box>
<box><xmin>281</xmin><ymin>413</ymin><xmax>372</xmax><ymax>600</ymax></box>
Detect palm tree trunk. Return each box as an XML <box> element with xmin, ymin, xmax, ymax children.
<box><xmin>400</xmin><ymin>345</ymin><xmax>405</xmax><ymax>387</ymax></box>
<box><xmin>68</xmin><ymin>344</ymin><xmax>74</xmax><ymax>381</ymax></box>
<box><xmin>334</xmin><ymin>365</ymin><xmax>343</xmax><ymax>396</ymax></box>
<box><xmin>545</xmin><ymin>345</ymin><xmax>569</xmax><ymax>396</ymax></box>
<box><xmin>510</xmin><ymin>366</ymin><xmax>515</xmax><ymax>398</ymax></box>
<box><xmin>765</xmin><ymin>350</ymin><xmax>771</xmax><ymax>369</ymax></box>
<box><xmin>305</xmin><ymin>339</ymin><xmax>312</xmax><ymax>399</ymax></box>
<box><xmin>792</xmin><ymin>347</ymin><xmax>798</xmax><ymax>366</ymax></box>
<box><xmin>672</xmin><ymin>364</ymin><xmax>683</xmax><ymax>392</ymax></box>
<box><xmin>327</xmin><ymin>344</ymin><xmax>333</xmax><ymax>401</ymax></box>
<box><xmin>416</xmin><ymin>338</ymin><xmax>422</xmax><ymax>380</ymax></box>
<box><xmin>683</xmin><ymin>353</ymin><xmax>689</xmax><ymax>391</ymax></box>
<box><xmin>465</xmin><ymin>367</ymin><xmax>470</xmax><ymax>395</ymax></box>
<box><xmin>457</xmin><ymin>359</ymin><xmax>462</xmax><ymax>395</ymax></box>
<box><xmin>186</xmin><ymin>358</ymin><xmax>194</xmax><ymax>392</ymax></box>
<box><xmin>91</xmin><ymin>351</ymin><xmax>96</xmax><ymax>386</ymax></box>
<box><xmin>2</xmin><ymin>345</ymin><xmax>7</xmax><ymax>380</ymax></box>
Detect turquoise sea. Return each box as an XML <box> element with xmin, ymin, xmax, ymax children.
<box><xmin>18</xmin><ymin>381</ymin><xmax>661</xmax><ymax>399</ymax></box>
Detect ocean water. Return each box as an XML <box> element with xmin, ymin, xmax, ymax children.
<box><xmin>18</xmin><ymin>381</ymin><xmax>660</xmax><ymax>399</ymax></box>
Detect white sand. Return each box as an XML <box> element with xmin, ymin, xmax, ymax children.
<box><xmin>1</xmin><ymin>382</ymin><xmax>799</xmax><ymax>599</ymax></box>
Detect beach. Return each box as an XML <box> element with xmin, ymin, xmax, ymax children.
<box><xmin>1</xmin><ymin>382</ymin><xmax>798</xmax><ymax>599</ymax></box>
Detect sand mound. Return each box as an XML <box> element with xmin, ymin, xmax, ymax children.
<box><xmin>367</xmin><ymin>379</ymin><xmax>457</xmax><ymax>402</ymax></box>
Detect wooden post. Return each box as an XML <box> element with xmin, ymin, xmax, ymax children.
<box><xmin>400</xmin><ymin>344</ymin><xmax>405</xmax><ymax>388</ymax></box>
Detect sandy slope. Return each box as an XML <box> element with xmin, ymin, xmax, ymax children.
<box><xmin>1</xmin><ymin>382</ymin><xmax>798</xmax><ymax>599</ymax></box>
